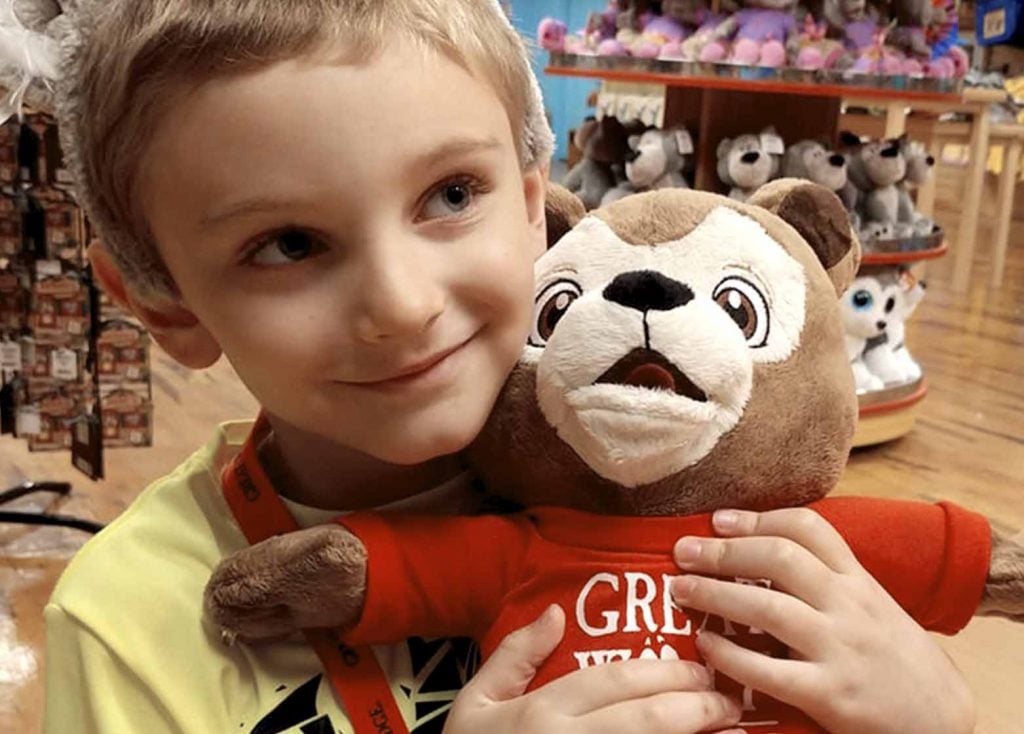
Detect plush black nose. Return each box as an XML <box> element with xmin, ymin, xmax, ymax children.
<box><xmin>925</xmin><ymin>155</ymin><xmax>935</xmax><ymax>166</ymax></box>
<box><xmin>876</xmin><ymin>320</ymin><xmax>888</xmax><ymax>330</ymax></box>
<box><xmin>829</xmin><ymin>154</ymin><xmax>846</xmax><ymax>167</ymax></box>
<box><xmin>604</xmin><ymin>271</ymin><xmax>694</xmax><ymax>313</ymax></box>
<box><xmin>625</xmin><ymin>148</ymin><xmax>641</xmax><ymax>163</ymax></box>
<box><xmin>741</xmin><ymin>151</ymin><xmax>761</xmax><ymax>164</ymax></box>
<box><xmin>881</xmin><ymin>144</ymin><xmax>900</xmax><ymax>158</ymax></box>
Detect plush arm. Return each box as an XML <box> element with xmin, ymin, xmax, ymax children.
<box><xmin>205</xmin><ymin>513</ymin><xmax>534</xmax><ymax>644</ymax></box>
<box><xmin>811</xmin><ymin>497</ymin><xmax>996</xmax><ymax>634</ymax></box>
<box><xmin>336</xmin><ymin>512</ymin><xmax>535</xmax><ymax>644</ymax></box>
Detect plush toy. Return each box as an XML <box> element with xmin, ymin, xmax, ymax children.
<box><xmin>206</xmin><ymin>181</ymin><xmax>1024</xmax><ymax>734</ymax></box>
<box><xmin>563</xmin><ymin>116</ymin><xmax>634</xmax><ymax>210</ymax></box>
<box><xmin>699</xmin><ymin>0</ymin><xmax>798</xmax><ymax>67</ymax></box>
<box><xmin>717</xmin><ymin>127</ymin><xmax>783</xmax><ymax>201</ymax></box>
<box><xmin>897</xmin><ymin>137</ymin><xmax>937</xmax><ymax>236</ymax></box>
<box><xmin>861</xmin><ymin>267</ymin><xmax>925</xmax><ymax>385</ymax></box>
<box><xmin>781</xmin><ymin>139</ymin><xmax>848</xmax><ymax>194</ymax></box>
<box><xmin>664</xmin><ymin>9</ymin><xmax>732</xmax><ymax>60</ymax></box>
<box><xmin>789</xmin><ymin>13</ymin><xmax>846</xmax><ymax>69</ymax></box>
<box><xmin>601</xmin><ymin>126</ymin><xmax>692</xmax><ymax>205</ymax></box>
<box><xmin>537</xmin><ymin>17</ymin><xmax>569</xmax><ymax>52</ymax></box>
<box><xmin>628</xmin><ymin>11</ymin><xmax>690</xmax><ymax>57</ymax></box>
<box><xmin>839</xmin><ymin>133</ymin><xmax>913</xmax><ymax>240</ymax></box>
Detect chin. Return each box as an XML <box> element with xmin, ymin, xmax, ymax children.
<box><xmin>373</xmin><ymin>417</ymin><xmax>484</xmax><ymax>466</ymax></box>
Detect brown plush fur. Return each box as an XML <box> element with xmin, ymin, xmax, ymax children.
<box><xmin>979</xmin><ymin>531</ymin><xmax>1024</xmax><ymax>621</ymax></box>
<box><xmin>544</xmin><ymin>182</ymin><xmax>586</xmax><ymax>247</ymax></box>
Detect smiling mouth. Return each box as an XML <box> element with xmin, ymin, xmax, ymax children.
<box><xmin>346</xmin><ymin>336</ymin><xmax>474</xmax><ymax>388</ymax></box>
<box><xmin>595</xmin><ymin>348</ymin><xmax>708</xmax><ymax>402</ymax></box>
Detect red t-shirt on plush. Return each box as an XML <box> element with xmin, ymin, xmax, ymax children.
<box><xmin>338</xmin><ymin>497</ymin><xmax>990</xmax><ymax>734</ymax></box>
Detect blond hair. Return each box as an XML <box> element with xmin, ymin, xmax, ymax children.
<box><xmin>53</xmin><ymin>0</ymin><xmax>553</xmax><ymax>296</ymax></box>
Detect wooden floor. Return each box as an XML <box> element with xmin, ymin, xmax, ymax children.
<box><xmin>1</xmin><ymin>172</ymin><xmax>1022</xmax><ymax>732</ymax></box>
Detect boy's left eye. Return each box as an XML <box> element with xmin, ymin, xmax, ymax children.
<box><xmin>421</xmin><ymin>178</ymin><xmax>480</xmax><ymax>220</ymax></box>
<box><xmin>248</xmin><ymin>229</ymin><xmax>327</xmax><ymax>267</ymax></box>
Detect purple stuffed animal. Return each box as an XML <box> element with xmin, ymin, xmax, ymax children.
<box><xmin>700</xmin><ymin>0</ymin><xmax>797</xmax><ymax>67</ymax></box>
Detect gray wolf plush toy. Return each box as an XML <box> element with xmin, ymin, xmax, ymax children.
<box><xmin>781</xmin><ymin>139</ymin><xmax>848</xmax><ymax>195</ymax></box>
<box><xmin>839</xmin><ymin>132</ymin><xmax>913</xmax><ymax>241</ymax></box>
<box><xmin>602</xmin><ymin>126</ymin><xmax>692</xmax><ymax>205</ymax></box>
<box><xmin>206</xmin><ymin>181</ymin><xmax>1024</xmax><ymax>734</ymax></box>
<box><xmin>563</xmin><ymin>116</ymin><xmax>634</xmax><ymax>210</ymax></box>
<box><xmin>717</xmin><ymin>127</ymin><xmax>783</xmax><ymax>201</ymax></box>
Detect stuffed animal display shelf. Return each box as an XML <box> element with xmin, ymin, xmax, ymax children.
<box><xmin>206</xmin><ymin>182</ymin><xmax>1024</xmax><ymax>734</ymax></box>
<box><xmin>538</xmin><ymin>0</ymin><xmax>968</xmax><ymax>79</ymax></box>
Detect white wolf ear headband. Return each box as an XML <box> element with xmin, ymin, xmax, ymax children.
<box><xmin>0</xmin><ymin>0</ymin><xmax>554</xmax><ymax>185</ymax></box>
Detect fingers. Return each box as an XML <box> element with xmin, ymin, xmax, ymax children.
<box><xmin>696</xmin><ymin>630</ymin><xmax>818</xmax><ymax>713</ymax></box>
<box><xmin>671</xmin><ymin>574</ymin><xmax>825</xmax><ymax>657</ymax></box>
<box><xmin>674</xmin><ymin>535</ymin><xmax>834</xmax><ymax>610</ymax></box>
<box><xmin>464</xmin><ymin>605</ymin><xmax>566</xmax><ymax>704</ymax></box>
<box><xmin>709</xmin><ymin>508</ymin><xmax>860</xmax><ymax>574</ymax></box>
<box><xmin>541</xmin><ymin>658</ymin><xmax>714</xmax><ymax>714</ymax></box>
<box><xmin>583</xmin><ymin>690</ymin><xmax>743</xmax><ymax>734</ymax></box>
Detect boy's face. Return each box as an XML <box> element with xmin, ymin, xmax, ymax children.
<box><xmin>134</xmin><ymin>45</ymin><xmax>547</xmax><ymax>464</ymax></box>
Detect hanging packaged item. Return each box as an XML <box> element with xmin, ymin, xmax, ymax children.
<box><xmin>19</xmin><ymin>335</ymin><xmax>87</xmax><ymax>384</ymax></box>
<box><xmin>0</xmin><ymin>196</ymin><xmax>22</xmax><ymax>258</ymax></box>
<box><xmin>29</xmin><ymin>271</ymin><xmax>90</xmax><ymax>338</ymax></box>
<box><xmin>99</xmin><ymin>383</ymin><xmax>153</xmax><ymax>448</ymax></box>
<box><xmin>0</xmin><ymin>121</ymin><xmax>18</xmax><ymax>192</ymax></box>
<box><xmin>0</xmin><ymin>268</ymin><xmax>28</xmax><ymax>331</ymax></box>
<box><xmin>23</xmin><ymin>385</ymin><xmax>86</xmax><ymax>452</ymax></box>
<box><xmin>97</xmin><ymin>320</ymin><xmax>150</xmax><ymax>383</ymax></box>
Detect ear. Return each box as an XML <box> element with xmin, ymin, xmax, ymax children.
<box><xmin>544</xmin><ymin>182</ymin><xmax>586</xmax><ymax>248</ymax></box>
<box><xmin>717</xmin><ymin>138</ymin><xmax>733</xmax><ymax>159</ymax></box>
<box><xmin>747</xmin><ymin>179</ymin><xmax>861</xmax><ymax>297</ymax></box>
<box><xmin>574</xmin><ymin>118</ymin><xmax>599</xmax><ymax>149</ymax></box>
<box><xmin>88</xmin><ymin>241</ymin><xmax>223</xmax><ymax>369</ymax></box>
<box><xmin>838</xmin><ymin>130</ymin><xmax>862</xmax><ymax>148</ymax></box>
<box><xmin>523</xmin><ymin>163</ymin><xmax>550</xmax><ymax>258</ymax></box>
<box><xmin>628</xmin><ymin>134</ymin><xmax>642</xmax><ymax>150</ymax></box>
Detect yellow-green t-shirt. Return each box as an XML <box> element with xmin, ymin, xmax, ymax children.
<box><xmin>44</xmin><ymin>421</ymin><xmax>477</xmax><ymax>734</ymax></box>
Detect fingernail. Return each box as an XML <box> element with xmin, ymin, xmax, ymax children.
<box><xmin>713</xmin><ymin>510</ymin><xmax>740</xmax><ymax>531</ymax></box>
<box><xmin>696</xmin><ymin>630</ymin><xmax>717</xmax><ymax>651</ymax></box>
<box><xmin>689</xmin><ymin>663</ymin><xmax>711</xmax><ymax>687</ymax></box>
<box><xmin>675</xmin><ymin>537</ymin><xmax>702</xmax><ymax>565</ymax></box>
<box><xmin>672</xmin><ymin>575</ymin><xmax>698</xmax><ymax>601</ymax></box>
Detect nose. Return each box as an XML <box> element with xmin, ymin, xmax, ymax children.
<box><xmin>740</xmin><ymin>151</ymin><xmax>761</xmax><ymax>164</ymax></box>
<box><xmin>625</xmin><ymin>148</ymin><xmax>641</xmax><ymax>163</ymax></box>
<box><xmin>925</xmin><ymin>155</ymin><xmax>935</xmax><ymax>166</ymax></box>
<box><xmin>603</xmin><ymin>270</ymin><xmax>694</xmax><ymax>313</ymax></box>
<box><xmin>829</xmin><ymin>154</ymin><xmax>846</xmax><ymax>167</ymax></box>
<box><xmin>876</xmin><ymin>320</ymin><xmax>887</xmax><ymax>331</ymax></box>
<box><xmin>353</xmin><ymin>245</ymin><xmax>445</xmax><ymax>343</ymax></box>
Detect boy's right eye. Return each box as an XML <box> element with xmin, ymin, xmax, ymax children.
<box><xmin>247</xmin><ymin>229</ymin><xmax>327</xmax><ymax>267</ymax></box>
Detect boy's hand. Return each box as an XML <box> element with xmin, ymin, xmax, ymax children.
<box><xmin>671</xmin><ymin>508</ymin><xmax>976</xmax><ymax>734</ymax></box>
<box><xmin>445</xmin><ymin>604</ymin><xmax>744</xmax><ymax>734</ymax></box>
<box><xmin>204</xmin><ymin>524</ymin><xmax>368</xmax><ymax>643</ymax></box>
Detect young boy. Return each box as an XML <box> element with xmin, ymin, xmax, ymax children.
<box><xmin>41</xmin><ymin>1</ymin><xmax>974</xmax><ymax>732</ymax></box>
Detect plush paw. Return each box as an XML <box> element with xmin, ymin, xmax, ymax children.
<box><xmin>980</xmin><ymin>530</ymin><xmax>1024</xmax><ymax>621</ymax></box>
<box><xmin>204</xmin><ymin>524</ymin><xmax>368</xmax><ymax>644</ymax></box>
<box><xmin>699</xmin><ymin>40</ymin><xmax>728</xmax><ymax>63</ymax></box>
<box><xmin>759</xmin><ymin>40</ymin><xmax>786</xmax><ymax>67</ymax></box>
<box><xmin>730</xmin><ymin>38</ymin><xmax>761</xmax><ymax>65</ymax></box>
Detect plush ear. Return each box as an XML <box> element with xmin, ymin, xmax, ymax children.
<box><xmin>545</xmin><ymin>183</ymin><xmax>586</xmax><ymax>248</ymax></box>
<box><xmin>573</xmin><ymin>118</ymin><xmax>599</xmax><ymax>149</ymax></box>
<box><xmin>717</xmin><ymin>137</ymin><xmax>733</xmax><ymax>159</ymax></box>
<box><xmin>748</xmin><ymin>178</ymin><xmax>861</xmax><ymax>297</ymax></box>
<box><xmin>628</xmin><ymin>134</ymin><xmax>642</xmax><ymax>150</ymax></box>
<box><xmin>838</xmin><ymin>130</ymin><xmax>862</xmax><ymax>148</ymax></box>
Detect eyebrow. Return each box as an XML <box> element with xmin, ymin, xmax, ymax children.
<box><xmin>200</xmin><ymin>135</ymin><xmax>505</xmax><ymax>228</ymax></box>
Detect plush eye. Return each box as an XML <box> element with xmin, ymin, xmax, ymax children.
<box><xmin>851</xmin><ymin>290</ymin><xmax>874</xmax><ymax>311</ymax></box>
<box><xmin>529</xmin><ymin>279</ymin><xmax>582</xmax><ymax>347</ymax></box>
<box><xmin>714</xmin><ymin>276</ymin><xmax>770</xmax><ymax>348</ymax></box>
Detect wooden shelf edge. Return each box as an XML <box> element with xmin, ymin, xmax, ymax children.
<box><xmin>861</xmin><ymin>242</ymin><xmax>949</xmax><ymax>265</ymax></box>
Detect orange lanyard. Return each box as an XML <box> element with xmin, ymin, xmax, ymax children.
<box><xmin>220</xmin><ymin>415</ymin><xmax>410</xmax><ymax>734</ymax></box>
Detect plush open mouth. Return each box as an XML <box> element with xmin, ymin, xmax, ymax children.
<box><xmin>595</xmin><ymin>348</ymin><xmax>708</xmax><ymax>402</ymax></box>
